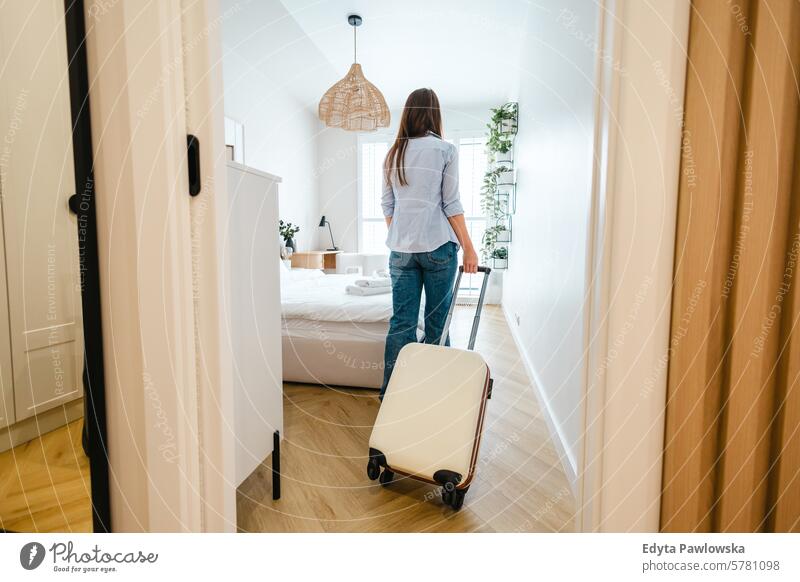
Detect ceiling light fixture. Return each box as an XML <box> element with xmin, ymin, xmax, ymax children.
<box><xmin>318</xmin><ymin>14</ymin><xmax>390</xmax><ymax>132</ymax></box>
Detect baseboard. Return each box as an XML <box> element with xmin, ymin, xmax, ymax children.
<box><xmin>501</xmin><ymin>305</ymin><xmax>578</xmax><ymax>495</ymax></box>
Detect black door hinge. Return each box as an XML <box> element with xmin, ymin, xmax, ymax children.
<box><xmin>187</xmin><ymin>134</ymin><xmax>201</xmax><ymax>196</ymax></box>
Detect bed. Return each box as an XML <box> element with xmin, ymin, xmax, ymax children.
<box><xmin>281</xmin><ymin>266</ymin><xmax>420</xmax><ymax>389</ymax></box>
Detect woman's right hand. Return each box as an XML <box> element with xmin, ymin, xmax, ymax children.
<box><xmin>446</xmin><ymin>214</ymin><xmax>479</xmax><ymax>273</ymax></box>
<box><xmin>462</xmin><ymin>246</ymin><xmax>479</xmax><ymax>274</ymax></box>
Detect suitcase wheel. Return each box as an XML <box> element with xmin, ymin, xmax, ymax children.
<box><xmin>442</xmin><ymin>487</ymin><xmax>454</xmax><ymax>506</ymax></box>
<box><xmin>434</xmin><ymin>470</ymin><xmax>466</xmax><ymax>510</ymax></box>
<box><xmin>367</xmin><ymin>448</ymin><xmax>387</xmax><ymax>481</ymax></box>
<box><xmin>379</xmin><ymin>469</ymin><xmax>394</xmax><ymax>486</ymax></box>
<box><xmin>452</xmin><ymin>489</ymin><xmax>466</xmax><ymax>510</ymax></box>
<box><xmin>442</xmin><ymin>485</ymin><xmax>466</xmax><ymax>510</ymax></box>
<box><xmin>367</xmin><ymin>459</ymin><xmax>380</xmax><ymax>480</ymax></box>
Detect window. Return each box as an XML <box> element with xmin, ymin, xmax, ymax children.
<box><xmin>357</xmin><ymin>132</ymin><xmax>488</xmax><ymax>297</ymax></box>
<box><xmin>454</xmin><ymin>135</ymin><xmax>488</xmax><ymax>298</ymax></box>
<box><xmin>358</xmin><ymin>140</ymin><xmax>390</xmax><ymax>254</ymax></box>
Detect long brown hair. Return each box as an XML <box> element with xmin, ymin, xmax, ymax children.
<box><xmin>384</xmin><ymin>88</ymin><xmax>443</xmax><ymax>187</ymax></box>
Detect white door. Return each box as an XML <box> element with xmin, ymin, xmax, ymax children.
<box><xmin>0</xmin><ymin>0</ymin><xmax>84</xmax><ymax>422</ymax></box>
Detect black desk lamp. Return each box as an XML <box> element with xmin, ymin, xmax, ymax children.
<box><xmin>319</xmin><ymin>216</ymin><xmax>338</xmax><ymax>251</ymax></box>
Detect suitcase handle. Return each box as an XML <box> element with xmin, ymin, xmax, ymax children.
<box><xmin>440</xmin><ymin>265</ymin><xmax>492</xmax><ymax>350</ymax></box>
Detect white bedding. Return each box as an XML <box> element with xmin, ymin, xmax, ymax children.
<box><xmin>280</xmin><ymin>268</ymin><xmax>428</xmax><ymax>388</ymax></box>
<box><xmin>282</xmin><ymin>318</ymin><xmax>389</xmax><ymax>341</ymax></box>
<box><xmin>281</xmin><ymin>269</ymin><xmax>394</xmax><ymax>323</ymax></box>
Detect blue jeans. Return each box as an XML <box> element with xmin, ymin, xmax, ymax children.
<box><xmin>380</xmin><ymin>241</ymin><xmax>458</xmax><ymax>397</ymax></box>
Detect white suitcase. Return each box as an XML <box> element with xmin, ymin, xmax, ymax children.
<box><xmin>368</xmin><ymin>266</ymin><xmax>493</xmax><ymax>510</ymax></box>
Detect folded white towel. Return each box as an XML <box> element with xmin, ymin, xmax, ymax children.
<box><xmin>354</xmin><ymin>277</ymin><xmax>391</xmax><ymax>288</ymax></box>
<box><xmin>346</xmin><ymin>284</ymin><xmax>391</xmax><ymax>296</ymax></box>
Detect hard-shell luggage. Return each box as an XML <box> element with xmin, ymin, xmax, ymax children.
<box><xmin>367</xmin><ymin>266</ymin><xmax>493</xmax><ymax>510</ymax></box>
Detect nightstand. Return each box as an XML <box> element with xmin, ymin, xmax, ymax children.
<box><xmin>290</xmin><ymin>250</ymin><xmax>341</xmax><ymax>271</ymax></box>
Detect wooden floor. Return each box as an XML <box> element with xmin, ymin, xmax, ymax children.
<box><xmin>0</xmin><ymin>419</ymin><xmax>92</xmax><ymax>532</ymax></box>
<box><xmin>237</xmin><ymin>306</ymin><xmax>576</xmax><ymax>532</ymax></box>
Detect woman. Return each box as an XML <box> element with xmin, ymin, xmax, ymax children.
<box><xmin>380</xmin><ymin>88</ymin><xmax>479</xmax><ymax>397</ymax></box>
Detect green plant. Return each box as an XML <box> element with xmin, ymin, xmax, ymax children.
<box><xmin>481</xmin><ymin>102</ymin><xmax>518</xmax><ymax>262</ymax></box>
<box><xmin>486</xmin><ymin>128</ymin><xmax>514</xmax><ymax>155</ymax></box>
<box><xmin>486</xmin><ymin>102</ymin><xmax>518</xmax><ymax>155</ymax></box>
<box><xmin>481</xmin><ymin>229</ymin><xmax>496</xmax><ymax>261</ymax></box>
<box><xmin>481</xmin><ymin>224</ymin><xmax>509</xmax><ymax>260</ymax></box>
<box><xmin>279</xmin><ymin>220</ymin><xmax>300</xmax><ymax>242</ymax></box>
<box><xmin>491</xmin><ymin>246</ymin><xmax>508</xmax><ymax>260</ymax></box>
<box><xmin>480</xmin><ymin>166</ymin><xmax>511</xmax><ymax>219</ymax></box>
<box><xmin>490</xmin><ymin>102</ymin><xmax>518</xmax><ymax>127</ymax></box>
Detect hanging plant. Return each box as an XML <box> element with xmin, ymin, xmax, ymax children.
<box><xmin>491</xmin><ymin>246</ymin><xmax>508</xmax><ymax>260</ymax></box>
<box><xmin>486</xmin><ymin>128</ymin><xmax>514</xmax><ymax>155</ymax></box>
<box><xmin>496</xmin><ymin>165</ymin><xmax>514</xmax><ymax>185</ymax></box>
<box><xmin>480</xmin><ymin>166</ymin><xmax>513</xmax><ymax>220</ymax></box>
<box><xmin>482</xmin><ymin>102</ymin><xmax>518</xmax><ymax>266</ymax></box>
<box><xmin>486</xmin><ymin>102</ymin><xmax>518</xmax><ymax>156</ymax></box>
<box><xmin>490</xmin><ymin>102</ymin><xmax>518</xmax><ymax>135</ymax></box>
<box><xmin>481</xmin><ymin>227</ymin><xmax>498</xmax><ymax>261</ymax></box>
<box><xmin>480</xmin><ymin>167</ymin><xmax>508</xmax><ymax>219</ymax></box>
<box><xmin>481</xmin><ymin>224</ymin><xmax>511</xmax><ymax>260</ymax></box>
<box><xmin>491</xmin><ymin>245</ymin><xmax>509</xmax><ymax>269</ymax></box>
<box><xmin>496</xmin><ymin>216</ymin><xmax>512</xmax><ymax>242</ymax></box>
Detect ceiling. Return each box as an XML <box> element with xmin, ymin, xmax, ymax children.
<box><xmin>222</xmin><ymin>0</ymin><xmax>530</xmax><ymax>112</ymax></box>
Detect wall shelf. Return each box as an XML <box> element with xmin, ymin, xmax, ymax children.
<box><xmin>481</xmin><ymin>101</ymin><xmax>518</xmax><ymax>267</ymax></box>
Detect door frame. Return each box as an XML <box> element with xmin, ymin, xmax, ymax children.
<box><xmin>81</xmin><ymin>0</ymin><xmax>691</xmax><ymax>532</ymax></box>
<box><xmin>578</xmin><ymin>0</ymin><xmax>690</xmax><ymax>531</ymax></box>
<box><xmin>64</xmin><ymin>0</ymin><xmax>111</xmax><ymax>533</ymax></box>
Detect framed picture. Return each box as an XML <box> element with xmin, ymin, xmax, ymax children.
<box><xmin>224</xmin><ymin>116</ymin><xmax>245</xmax><ymax>163</ymax></box>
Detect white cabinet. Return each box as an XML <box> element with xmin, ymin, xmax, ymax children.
<box><xmin>0</xmin><ymin>0</ymin><xmax>84</xmax><ymax>433</ymax></box>
<box><xmin>225</xmin><ymin>162</ymin><xmax>284</xmax><ymax>485</ymax></box>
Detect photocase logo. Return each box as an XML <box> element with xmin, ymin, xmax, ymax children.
<box><xmin>19</xmin><ymin>542</ymin><xmax>46</xmax><ymax>570</ymax></box>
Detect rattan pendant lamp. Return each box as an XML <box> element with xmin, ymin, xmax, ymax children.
<box><xmin>318</xmin><ymin>14</ymin><xmax>390</xmax><ymax>132</ymax></box>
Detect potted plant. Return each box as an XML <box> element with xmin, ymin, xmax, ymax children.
<box><xmin>279</xmin><ymin>220</ymin><xmax>301</xmax><ymax>251</ymax></box>
<box><xmin>496</xmin><ymin>164</ymin><xmax>514</xmax><ymax>186</ymax></box>
<box><xmin>497</xmin><ymin>184</ymin><xmax>516</xmax><ymax>215</ymax></box>
<box><xmin>480</xmin><ymin>102</ymin><xmax>519</xmax><ymax>268</ymax></box>
<box><xmin>491</xmin><ymin>246</ymin><xmax>509</xmax><ymax>269</ymax></box>
<box><xmin>481</xmin><ymin>224</ymin><xmax>512</xmax><ymax>261</ymax></box>
<box><xmin>495</xmin><ymin>216</ymin><xmax>512</xmax><ymax>242</ymax></box>
<box><xmin>491</xmin><ymin>102</ymin><xmax>518</xmax><ymax>135</ymax></box>
<box><xmin>486</xmin><ymin>102</ymin><xmax>518</xmax><ymax>164</ymax></box>
<box><xmin>486</xmin><ymin>131</ymin><xmax>514</xmax><ymax>160</ymax></box>
<box><xmin>497</xmin><ymin>226</ymin><xmax>511</xmax><ymax>243</ymax></box>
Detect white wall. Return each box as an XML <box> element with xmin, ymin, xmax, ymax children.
<box><xmin>317</xmin><ymin>127</ymin><xmax>359</xmax><ymax>252</ymax></box>
<box><xmin>222</xmin><ymin>50</ymin><xmax>320</xmax><ymax>251</ymax></box>
<box><xmin>317</xmin><ymin>106</ymin><xmax>493</xmax><ymax>253</ymax></box>
<box><xmin>502</xmin><ymin>0</ymin><xmax>599</xmax><ymax>477</ymax></box>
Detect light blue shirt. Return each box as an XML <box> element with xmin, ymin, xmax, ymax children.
<box><xmin>381</xmin><ymin>133</ymin><xmax>464</xmax><ymax>253</ymax></box>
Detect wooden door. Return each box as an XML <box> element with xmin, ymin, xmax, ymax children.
<box><xmin>0</xmin><ymin>0</ymin><xmax>84</xmax><ymax>422</ymax></box>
